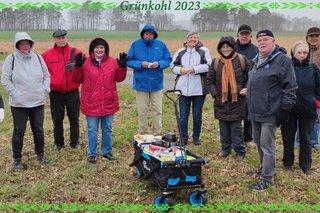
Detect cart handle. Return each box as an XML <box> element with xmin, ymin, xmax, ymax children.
<box><xmin>165</xmin><ymin>90</ymin><xmax>182</xmax><ymax>103</ymax></box>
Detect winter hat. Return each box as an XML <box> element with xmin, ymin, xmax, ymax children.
<box><xmin>217</xmin><ymin>36</ymin><xmax>236</xmax><ymax>50</ymax></box>
<box><xmin>291</xmin><ymin>40</ymin><xmax>309</xmax><ymax>57</ymax></box>
<box><xmin>307</xmin><ymin>27</ymin><xmax>320</xmax><ymax>36</ymax></box>
<box><xmin>89</xmin><ymin>38</ymin><xmax>109</xmax><ymax>56</ymax></box>
<box><xmin>238</xmin><ymin>24</ymin><xmax>252</xmax><ymax>34</ymax></box>
<box><xmin>256</xmin><ymin>29</ymin><xmax>274</xmax><ymax>39</ymax></box>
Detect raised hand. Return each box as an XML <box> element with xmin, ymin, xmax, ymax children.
<box><xmin>75</xmin><ymin>53</ymin><xmax>86</xmax><ymax>68</ymax></box>
<box><xmin>117</xmin><ymin>52</ymin><xmax>127</xmax><ymax>68</ymax></box>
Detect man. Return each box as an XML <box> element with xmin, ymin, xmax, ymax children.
<box><xmin>127</xmin><ymin>25</ymin><xmax>172</xmax><ymax>135</ymax></box>
<box><xmin>306</xmin><ymin>27</ymin><xmax>320</xmax><ymax>150</ymax></box>
<box><xmin>42</xmin><ymin>29</ymin><xmax>82</xmax><ymax>151</ymax></box>
<box><xmin>247</xmin><ymin>30</ymin><xmax>297</xmax><ymax>191</ymax></box>
<box><xmin>234</xmin><ymin>24</ymin><xmax>259</xmax><ymax>146</ymax></box>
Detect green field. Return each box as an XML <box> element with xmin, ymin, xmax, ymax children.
<box><xmin>0</xmin><ymin>30</ymin><xmax>306</xmax><ymax>40</ymax></box>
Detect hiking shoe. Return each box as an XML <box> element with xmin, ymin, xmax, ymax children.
<box><xmin>37</xmin><ymin>155</ymin><xmax>49</xmax><ymax>164</ymax></box>
<box><xmin>178</xmin><ymin>138</ymin><xmax>188</xmax><ymax>146</ymax></box>
<box><xmin>234</xmin><ymin>153</ymin><xmax>245</xmax><ymax>161</ymax></box>
<box><xmin>217</xmin><ymin>150</ymin><xmax>231</xmax><ymax>157</ymax></box>
<box><xmin>303</xmin><ymin>169</ymin><xmax>312</xmax><ymax>175</ymax></box>
<box><xmin>283</xmin><ymin>165</ymin><xmax>292</xmax><ymax>171</ymax></box>
<box><xmin>13</xmin><ymin>158</ymin><xmax>24</xmax><ymax>170</ymax></box>
<box><xmin>102</xmin><ymin>153</ymin><xmax>116</xmax><ymax>161</ymax></box>
<box><xmin>193</xmin><ymin>138</ymin><xmax>201</xmax><ymax>145</ymax></box>
<box><xmin>70</xmin><ymin>143</ymin><xmax>81</xmax><ymax>150</ymax></box>
<box><xmin>88</xmin><ymin>156</ymin><xmax>97</xmax><ymax>164</ymax></box>
<box><xmin>54</xmin><ymin>144</ymin><xmax>64</xmax><ymax>151</ymax></box>
<box><xmin>250</xmin><ymin>179</ymin><xmax>273</xmax><ymax>192</ymax></box>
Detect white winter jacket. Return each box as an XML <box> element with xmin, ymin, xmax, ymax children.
<box><xmin>171</xmin><ymin>42</ymin><xmax>212</xmax><ymax>96</ymax></box>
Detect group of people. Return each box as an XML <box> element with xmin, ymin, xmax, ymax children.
<box><xmin>1</xmin><ymin>24</ymin><xmax>320</xmax><ymax>192</ymax></box>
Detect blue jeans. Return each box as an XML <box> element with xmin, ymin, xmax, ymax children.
<box><xmin>179</xmin><ymin>95</ymin><xmax>206</xmax><ymax>140</ymax></box>
<box><xmin>86</xmin><ymin>114</ymin><xmax>114</xmax><ymax>157</ymax></box>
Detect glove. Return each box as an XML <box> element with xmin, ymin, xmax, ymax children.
<box><xmin>75</xmin><ymin>53</ymin><xmax>86</xmax><ymax>68</ymax></box>
<box><xmin>65</xmin><ymin>62</ymin><xmax>75</xmax><ymax>71</ymax></box>
<box><xmin>0</xmin><ymin>108</ymin><xmax>4</xmax><ymax>122</ymax></box>
<box><xmin>316</xmin><ymin>100</ymin><xmax>320</xmax><ymax>108</ymax></box>
<box><xmin>117</xmin><ymin>52</ymin><xmax>127</xmax><ymax>68</ymax></box>
<box><xmin>276</xmin><ymin>109</ymin><xmax>290</xmax><ymax>127</ymax></box>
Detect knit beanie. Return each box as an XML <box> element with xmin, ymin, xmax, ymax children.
<box><xmin>291</xmin><ymin>40</ymin><xmax>309</xmax><ymax>57</ymax></box>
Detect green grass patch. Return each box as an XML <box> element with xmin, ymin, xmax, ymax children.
<box><xmin>0</xmin><ymin>83</ymin><xmax>320</xmax><ymax>209</ymax></box>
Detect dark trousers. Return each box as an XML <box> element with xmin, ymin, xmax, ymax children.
<box><xmin>49</xmin><ymin>89</ymin><xmax>80</xmax><ymax>146</ymax></box>
<box><xmin>11</xmin><ymin>105</ymin><xmax>45</xmax><ymax>159</ymax></box>
<box><xmin>179</xmin><ymin>95</ymin><xmax>206</xmax><ymax>140</ymax></box>
<box><xmin>219</xmin><ymin>120</ymin><xmax>246</xmax><ymax>155</ymax></box>
<box><xmin>281</xmin><ymin>112</ymin><xmax>314</xmax><ymax>171</ymax></box>
<box><xmin>243</xmin><ymin>119</ymin><xmax>253</xmax><ymax>142</ymax></box>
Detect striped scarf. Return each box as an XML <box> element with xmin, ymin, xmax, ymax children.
<box><xmin>220</xmin><ymin>53</ymin><xmax>238</xmax><ymax>103</ymax></box>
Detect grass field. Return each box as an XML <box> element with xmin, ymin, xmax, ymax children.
<box><xmin>0</xmin><ymin>82</ymin><xmax>320</xmax><ymax>211</ymax></box>
<box><xmin>0</xmin><ymin>30</ymin><xmax>308</xmax><ymax>61</ymax></box>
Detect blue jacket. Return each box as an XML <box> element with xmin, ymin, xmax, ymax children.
<box><xmin>127</xmin><ymin>25</ymin><xmax>172</xmax><ymax>91</ymax></box>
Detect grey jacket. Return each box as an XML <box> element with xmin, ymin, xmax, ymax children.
<box><xmin>247</xmin><ymin>45</ymin><xmax>297</xmax><ymax>123</ymax></box>
<box><xmin>1</xmin><ymin>32</ymin><xmax>50</xmax><ymax>107</ymax></box>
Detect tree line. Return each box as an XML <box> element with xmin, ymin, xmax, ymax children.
<box><xmin>0</xmin><ymin>3</ymin><xmax>319</xmax><ymax>32</ymax></box>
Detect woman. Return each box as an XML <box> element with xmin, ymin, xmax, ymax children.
<box><xmin>206</xmin><ymin>36</ymin><xmax>250</xmax><ymax>161</ymax></box>
<box><xmin>281</xmin><ymin>41</ymin><xmax>320</xmax><ymax>175</ymax></box>
<box><xmin>1</xmin><ymin>32</ymin><xmax>51</xmax><ymax>170</ymax></box>
<box><xmin>171</xmin><ymin>31</ymin><xmax>212</xmax><ymax>145</ymax></box>
<box><xmin>73</xmin><ymin>38</ymin><xmax>127</xmax><ymax>163</ymax></box>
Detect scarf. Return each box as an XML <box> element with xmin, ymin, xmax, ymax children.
<box><xmin>220</xmin><ymin>53</ymin><xmax>238</xmax><ymax>103</ymax></box>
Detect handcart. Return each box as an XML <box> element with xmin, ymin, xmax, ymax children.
<box><xmin>129</xmin><ymin>90</ymin><xmax>207</xmax><ymax>208</ymax></box>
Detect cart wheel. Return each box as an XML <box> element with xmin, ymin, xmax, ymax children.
<box><xmin>188</xmin><ymin>191</ymin><xmax>208</xmax><ymax>206</ymax></box>
<box><xmin>154</xmin><ymin>195</ymin><xmax>174</xmax><ymax>211</ymax></box>
<box><xmin>135</xmin><ymin>166</ymin><xmax>143</xmax><ymax>177</ymax></box>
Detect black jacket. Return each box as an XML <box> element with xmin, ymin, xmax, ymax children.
<box><xmin>247</xmin><ymin>45</ymin><xmax>298</xmax><ymax>123</ymax></box>
<box><xmin>292</xmin><ymin>57</ymin><xmax>320</xmax><ymax>118</ymax></box>
<box><xmin>234</xmin><ymin>40</ymin><xmax>259</xmax><ymax>61</ymax></box>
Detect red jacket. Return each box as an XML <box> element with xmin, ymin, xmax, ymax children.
<box><xmin>73</xmin><ymin>55</ymin><xmax>127</xmax><ymax>116</ymax></box>
<box><xmin>42</xmin><ymin>44</ymin><xmax>81</xmax><ymax>92</ymax></box>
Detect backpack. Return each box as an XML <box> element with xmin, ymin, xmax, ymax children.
<box><xmin>11</xmin><ymin>53</ymin><xmax>43</xmax><ymax>71</ymax></box>
<box><xmin>214</xmin><ymin>54</ymin><xmax>246</xmax><ymax>72</ymax></box>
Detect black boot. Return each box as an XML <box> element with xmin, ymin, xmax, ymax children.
<box><xmin>13</xmin><ymin>158</ymin><xmax>25</xmax><ymax>170</ymax></box>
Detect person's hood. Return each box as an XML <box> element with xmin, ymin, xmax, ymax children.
<box><xmin>89</xmin><ymin>37</ymin><xmax>109</xmax><ymax>57</ymax></box>
<box><xmin>140</xmin><ymin>25</ymin><xmax>158</xmax><ymax>39</ymax></box>
<box><xmin>217</xmin><ymin>36</ymin><xmax>236</xmax><ymax>59</ymax></box>
<box><xmin>14</xmin><ymin>32</ymin><xmax>34</xmax><ymax>50</ymax></box>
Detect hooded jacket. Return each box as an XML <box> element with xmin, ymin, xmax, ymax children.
<box><xmin>247</xmin><ymin>45</ymin><xmax>297</xmax><ymax>123</ymax></box>
<box><xmin>42</xmin><ymin>39</ymin><xmax>81</xmax><ymax>92</ymax></box>
<box><xmin>291</xmin><ymin>56</ymin><xmax>320</xmax><ymax>118</ymax></box>
<box><xmin>206</xmin><ymin>36</ymin><xmax>250</xmax><ymax>121</ymax></box>
<box><xmin>171</xmin><ymin>41</ymin><xmax>212</xmax><ymax>96</ymax></box>
<box><xmin>72</xmin><ymin>38</ymin><xmax>127</xmax><ymax>116</ymax></box>
<box><xmin>1</xmin><ymin>32</ymin><xmax>50</xmax><ymax>108</ymax></box>
<box><xmin>127</xmin><ymin>25</ymin><xmax>172</xmax><ymax>91</ymax></box>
